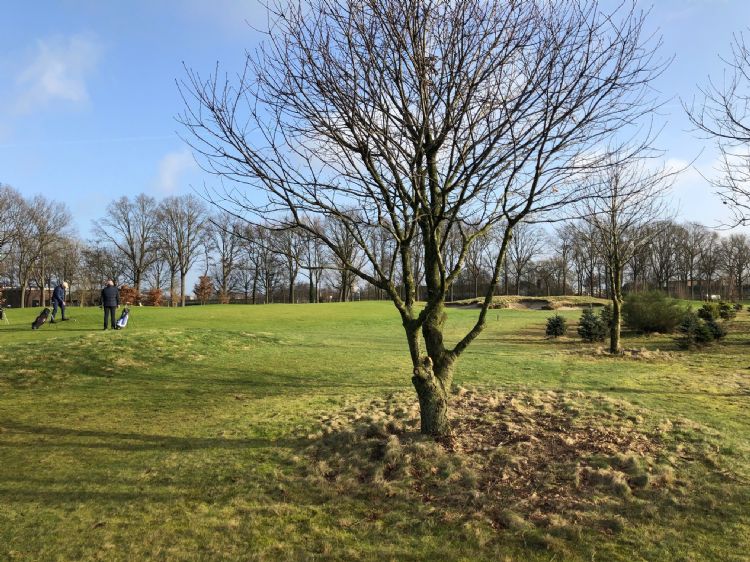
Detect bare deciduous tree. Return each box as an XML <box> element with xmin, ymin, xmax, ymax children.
<box><xmin>575</xmin><ymin>156</ymin><xmax>673</xmax><ymax>353</ymax></box>
<box><xmin>271</xmin><ymin>225</ymin><xmax>305</xmax><ymax>303</ymax></box>
<box><xmin>158</xmin><ymin>195</ymin><xmax>207</xmax><ymax>307</ymax></box>
<box><xmin>686</xmin><ymin>32</ymin><xmax>750</xmax><ymax>225</ymax></box>
<box><xmin>207</xmin><ymin>212</ymin><xmax>242</xmax><ymax>303</ymax></box>
<box><xmin>92</xmin><ymin>194</ymin><xmax>159</xmax><ymax>295</ymax></box>
<box><xmin>507</xmin><ymin>223</ymin><xmax>547</xmax><ymax>296</ymax></box>
<box><xmin>180</xmin><ymin>0</ymin><xmax>665</xmax><ymax>436</ymax></box>
<box><xmin>720</xmin><ymin>233</ymin><xmax>750</xmax><ymax>300</ymax></box>
<box><xmin>0</xmin><ymin>185</ymin><xmax>25</xmax><ymax>264</ymax></box>
<box><xmin>13</xmin><ymin>196</ymin><xmax>72</xmax><ymax>308</ymax></box>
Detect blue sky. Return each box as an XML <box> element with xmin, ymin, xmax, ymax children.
<box><xmin>1</xmin><ymin>0</ymin><xmax>749</xmax><ymax>240</ymax></box>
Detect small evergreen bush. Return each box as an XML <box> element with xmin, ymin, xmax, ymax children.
<box><xmin>622</xmin><ymin>291</ymin><xmax>684</xmax><ymax>334</ymax></box>
<box><xmin>706</xmin><ymin>318</ymin><xmax>728</xmax><ymax>340</ymax></box>
<box><xmin>677</xmin><ymin>310</ymin><xmax>728</xmax><ymax>349</ymax></box>
<box><xmin>578</xmin><ymin>307</ymin><xmax>606</xmax><ymax>342</ymax></box>
<box><xmin>546</xmin><ymin>314</ymin><xmax>567</xmax><ymax>338</ymax></box>
<box><xmin>677</xmin><ymin>312</ymin><xmax>714</xmax><ymax>349</ymax></box>
<box><xmin>719</xmin><ymin>302</ymin><xmax>736</xmax><ymax>320</ymax></box>
<box><xmin>733</xmin><ymin>303</ymin><xmax>743</xmax><ymax>312</ymax></box>
<box><xmin>698</xmin><ymin>303</ymin><xmax>719</xmax><ymax>321</ymax></box>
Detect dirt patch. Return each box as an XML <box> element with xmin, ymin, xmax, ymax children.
<box><xmin>301</xmin><ymin>389</ymin><xmax>720</xmax><ymax>542</ymax></box>
<box><xmin>564</xmin><ymin>347</ymin><xmax>677</xmax><ymax>361</ymax></box>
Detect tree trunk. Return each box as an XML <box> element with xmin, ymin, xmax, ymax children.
<box><xmin>412</xmin><ymin>362</ymin><xmax>451</xmax><ymax>437</ymax></box>
<box><xmin>40</xmin><ymin>261</ymin><xmax>46</xmax><ymax>307</ymax></box>
<box><xmin>404</xmin><ymin>315</ymin><xmax>453</xmax><ymax>437</ymax></box>
<box><xmin>180</xmin><ymin>273</ymin><xmax>187</xmax><ymax>306</ymax></box>
<box><xmin>609</xmin><ymin>267</ymin><xmax>623</xmax><ymax>354</ymax></box>
<box><xmin>169</xmin><ymin>272</ymin><xmax>176</xmax><ymax>307</ymax></box>
<box><xmin>308</xmin><ymin>270</ymin><xmax>315</xmax><ymax>303</ymax></box>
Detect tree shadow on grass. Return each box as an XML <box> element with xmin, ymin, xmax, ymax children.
<box><xmin>0</xmin><ymin>421</ymin><xmax>305</xmax><ymax>452</ymax></box>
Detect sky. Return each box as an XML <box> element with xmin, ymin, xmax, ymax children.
<box><xmin>2</xmin><ymin>0</ymin><xmax>750</xmax><ymax>243</ymax></box>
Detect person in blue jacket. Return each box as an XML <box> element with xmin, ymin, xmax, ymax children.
<box><xmin>50</xmin><ymin>281</ymin><xmax>68</xmax><ymax>323</ymax></box>
<box><xmin>101</xmin><ymin>280</ymin><xmax>120</xmax><ymax>330</ymax></box>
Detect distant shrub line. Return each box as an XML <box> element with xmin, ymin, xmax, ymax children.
<box><xmin>545</xmin><ymin>291</ymin><xmax>738</xmax><ymax>351</ymax></box>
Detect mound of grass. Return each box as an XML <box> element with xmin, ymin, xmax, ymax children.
<box><xmin>301</xmin><ymin>387</ymin><xmax>735</xmax><ymax>556</ymax></box>
<box><xmin>450</xmin><ymin>295</ymin><xmax>610</xmax><ymax>310</ymax></box>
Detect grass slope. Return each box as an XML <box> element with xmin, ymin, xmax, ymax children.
<box><xmin>0</xmin><ymin>303</ymin><xmax>748</xmax><ymax>561</ymax></box>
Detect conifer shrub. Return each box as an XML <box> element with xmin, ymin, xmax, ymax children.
<box><xmin>706</xmin><ymin>318</ymin><xmax>728</xmax><ymax>340</ymax></box>
<box><xmin>677</xmin><ymin>310</ymin><xmax>728</xmax><ymax>349</ymax></box>
<box><xmin>697</xmin><ymin>303</ymin><xmax>719</xmax><ymax>322</ymax></box>
<box><xmin>578</xmin><ymin>307</ymin><xmax>606</xmax><ymax>342</ymax></box>
<box><xmin>622</xmin><ymin>291</ymin><xmax>684</xmax><ymax>334</ymax></box>
<box><xmin>677</xmin><ymin>311</ymin><xmax>714</xmax><ymax>349</ymax></box>
<box><xmin>545</xmin><ymin>314</ymin><xmax>567</xmax><ymax>338</ymax></box>
<box><xmin>718</xmin><ymin>302</ymin><xmax>736</xmax><ymax>320</ymax></box>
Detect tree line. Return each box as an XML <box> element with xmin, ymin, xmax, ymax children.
<box><xmin>2</xmin><ymin>183</ymin><xmax>747</xmax><ymax>310</ymax></box>
<box><xmin>0</xmin><ymin>187</ymin><xmax>396</xmax><ymax>307</ymax></box>
<box><xmin>462</xmin><ymin>220</ymin><xmax>750</xmax><ymax>303</ymax></box>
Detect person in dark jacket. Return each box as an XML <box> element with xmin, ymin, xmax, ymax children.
<box><xmin>50</xmin><ymin>281</ymin><xmax>68</xmax><ymax>323</ymax></box>
<box><xmin>101</xmin><ymin>280</ymin><xmax>120</xmax><ymax>330</ymax></box>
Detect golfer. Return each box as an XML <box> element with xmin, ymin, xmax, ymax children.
<box><xmin>50</xmin><ymin>281</ymin><xmax>68</xmax><ymax>323</ymax></box>
<box><xmin>101</xmin><ymin>280</ymin><xmax>120</xmax><ymax>330</ymax></box>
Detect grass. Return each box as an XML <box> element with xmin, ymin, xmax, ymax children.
<box><xmin>0</xmin><ymin>302</ymin><xmax>748</xmax><ymax>561</ymax></box>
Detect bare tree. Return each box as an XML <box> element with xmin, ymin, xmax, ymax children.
<box><xmin>554</xmin><ymin>223</ymin><xmax>577</xmax><ymax>296</ymax></box>
<box><xmin>92</xmin><ymin>194</ymin><xmax>159</xmax><ymax>295</ymax></box>
<box><xmin>145</xmin><ymin>256</ymin><xmax>169</xmax><ymax>293</ymax></box>
<box><xmin>158</xmin><ymin>195</ymin><xmax>207</xmax><ymax>306</ymax></box>
<box><xmin>575</xmin><ymin>156</ymin><xmax>673</xmax><ymax>353</ymax></box>
<box><xmin>325</xmin><ymin>217</ymin><xmax>366</xmax><ymax>302</ymax></box>
<box><xmin>180</xmin><ymin>0</ymin><xmax>665</xmax><ymax>436</ymax></box>
<box><xmin>686</xmin><ymin>32</ymin><xmax>750</xmax><ymax>225</ymax></box>
<box><xmin>0</xmin><ymin>185</ymin><xmax>25</xmax><ymax>264</ymax></box>
<box><xmin>207</xmin><ymin>211</ymin><xmax>242</xmax><ymax>303</ymax></box>
<box><xmin>462</xmin><ymin>225</ymin><xmax>492</xmax><ymax>299</ymax></box>
<box><xmin>271</xmin><ymin>225</ymin><xmax>304</xmax><ymax>303</ymax></box>
<box><xmin>154</xmin><ymin>204</ymin><xmax>181</xmax><ymax>306</ymax></box>
<box><xmin>13</xmin><ymin>196</ymin><xmax>72</xmax><ymax>308</ymax></box>
<box><xmin>81</xmin><ymin>243</ymin><xmax>126</xmax><ymax>304</ymax></box>
<box><xmin>720</xmin><ymin>233</ymin><xmax>750</xmax><ymax>300</ymax></box>
<box><xmin>647</xmin><ymin>220</ymin><xmax>680</xmax><ymax>295</ymax></box>
<box><xmin>507</xmin><ymin>223</ymin><xmax>546</xmax><ymax>296</ymax></box>
<box><xmin>300</xmin><ymin>219</ymin><xmax>327</xmax><ymax>303</ymax></box>
<box><xmin>673</xmin><ymin>222</ymin><xmax>703</xmax><ymax>301</ymax></box>
<box><xmin>698</xmin><ymin>231</ymin><xmax>722</xmax><ymax>298</ymax></box>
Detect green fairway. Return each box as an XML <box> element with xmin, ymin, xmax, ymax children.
<box><xmin>1</xmin><ymin>303</ymin><xmax>748</xmax><ymax>561</ymax></box>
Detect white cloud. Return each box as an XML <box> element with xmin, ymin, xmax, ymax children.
<box><xmin>15</xmin><ymin>34</ymin><xmax>102</xmax><ymax>114</ymax></box>
<box><xmin>155</xmin><ymin>149</ymin><xmax>197</xmax><ymax>194</ymax></box>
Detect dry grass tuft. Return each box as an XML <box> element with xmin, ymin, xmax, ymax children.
<box><xmin>298</xmin><ymin>386</ymin><xmax>726</xmax><ymax>546</ymax></box>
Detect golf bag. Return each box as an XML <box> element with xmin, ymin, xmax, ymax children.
<box><xmin>115</xmin><ymin>307</ymin><xmax>130</xmax><ymax>329</ymax></box>
<box><xmin>31</xmin><ymin>308</ymin><xmax>51</xmax><ymax>330</ymax></box>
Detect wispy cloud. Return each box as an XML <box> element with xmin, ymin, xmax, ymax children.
<box><xmin>15</xmin><ymin>34</ymin><xmax>102</xmax><ymax>114</ymax></box>
<box><xmin>155</xmin><ymin>149</ymin><xmax>197</xmax><ymax>194</ymax></box>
